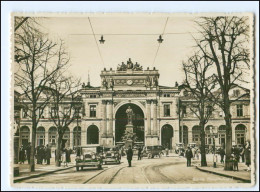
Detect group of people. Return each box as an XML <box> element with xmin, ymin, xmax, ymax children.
<box><xmin>18</xmin><ymin>143</ymin><xmax>52</xmax><ymax>165</ymax></box>
<box><xmin>185</xmin><ymin>141</ymin><xmax>251</xmax><ymax>171</ymax></box>
<box><xmin>55</xmin><ymin>147</ymin><xmax>72</xmax><ymax>167</ymax></box>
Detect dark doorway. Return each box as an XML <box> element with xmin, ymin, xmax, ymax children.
<box><xmin>161</xmin><ymin>124</ymin><xmax>173</xmax><ymax>149</ymax></box>
<box><xmin>115</xmin><ymin>103</ymin><xmax>144</xmax><ymax>143</ymax></box>
<box><xmin>87</xmin><ymin>125</ymin><xmax>99</xmax><ymax>144</ymax></box>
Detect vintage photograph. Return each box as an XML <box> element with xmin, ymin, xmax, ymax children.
<box><xmin>11</xmin><ymin>13</ymin><xmax>255</xmax><ymax>188</ymax></box>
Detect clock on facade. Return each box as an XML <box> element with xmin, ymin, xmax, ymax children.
<box><xmin>127</xmin><ymin>80</ymin><xmax>133</xmax><ymax>85</ymax></box>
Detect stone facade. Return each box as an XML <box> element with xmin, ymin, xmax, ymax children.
<box><xmin>16</xmin><ymin>60</ymin><xmax>251</xmax><ymax>151</ymax></box>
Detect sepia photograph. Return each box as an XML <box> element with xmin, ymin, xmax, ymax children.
<box><xmin>2</xmin><ymin>2</ymin><xmax>258</xmax><ymax>190</ymax></box>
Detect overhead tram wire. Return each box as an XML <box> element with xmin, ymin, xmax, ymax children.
<box><xmin>68</xmin><ymin>32</ymin><xmax>200</xmax><ymax>36</ymax></box>
<box><xmin>152</xmin><ymin>17</ymin><xmax>169</xmax><ymax>67</ymax></box>
<box><xmin>88</xmin><ymin>17</ymin><xmax>105</xmax><ymax>67</ymax></box>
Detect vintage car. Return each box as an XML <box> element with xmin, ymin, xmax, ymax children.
<box><xmin>175</xmin><ymin>143</ymin><xmax>184</xmax><ymax>154</ymax></box>
<box><xmin>142</xmin><ymin>145</ymin><xmax>164</xmax><ymax>158</ymax></box>
<box><xmin>102</xmin><ymin>147</ymin><xmax>121</xmax><ymax>165</ymax></box>
<box><xmin>75</xmin><ymin>146</ymin><xmax>102</xmax><ymax>171</ymax></box>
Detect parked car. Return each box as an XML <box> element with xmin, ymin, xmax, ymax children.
<box><xmin>103</xmin><ymin>147</ymin><xmax>121</xmax><ymax>165</ymax></box>
<box><xmin>75</xmin><ymin>146</ymin><xmax>102</xmax><ymax>171</ymax></box>
<box><xmin>175</xmin><ymin>143</ymin><xmax>184</xmax><ymax>154</ymax></box>
<box><xmin>142</xmin><ymin>145</ymin><xmax>164</xmax><ymax>158</ymax></box>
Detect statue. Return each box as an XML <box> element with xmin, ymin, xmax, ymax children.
<box><xmin>126</xmin><ymin>106</ymin><xmax>134</xmax><ymax>125</ymax></box>
<box><xmin>146</xmin><ymin>76</ymin><xmax>151</xmax><ymax>87</ymax></box>
<box><xmin>127</xmin><ymin>58</ymin><xmax>133</xmax><ymax>69</ymax></box>
<box><xmin>102</xmin><ymin>78</ymin><xmax>107</xmax><ymax>88</ymax></box>
<box><xmin>108</xmin><ymin>78</ymin><xmax>114</xmax><ymax>88</ymax></box>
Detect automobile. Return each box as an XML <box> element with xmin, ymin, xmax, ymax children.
<box><xmin>175</xmin><ymin>143</ymin><xmax>184</xmax><ymax>154</ymax></box>
<box><xmin>102</xmin><ymin>147</ymin><xmax>121</xmax><ymax>165</ymax></box>
<box><xmin>75</xmin><ymin>146</ymin><xmax>102</xmax><ymax>171</ymax></box>
<box><xmin>142</xmin><ymin>145</ymin><xmax>164</xmax><ymax>159</ymax></box>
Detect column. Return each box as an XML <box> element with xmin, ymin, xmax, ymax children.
<box><xmin>102</xmin><ymin>100</ymin><xmax>107</xmax><ymax>137</ymax></box>
<box><xmin>107</xmin><ymin>100</ymin><xmax>113</xmax><ymax>137</ymax></box>
<box><xmin>146</xmin><ymin>100</ymin><xmax>151</xmax><ymax>135</ymax></box>
<box><xmin>153</xmin><ymin>100</ymin><xmax>158</xmax><ymax>135</ymax></box>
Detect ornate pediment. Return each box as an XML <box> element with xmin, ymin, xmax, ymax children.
<box><xmin>117</xmin><ymin>58</ymin><xmax>143</xmax><ymax>71</ymax></box>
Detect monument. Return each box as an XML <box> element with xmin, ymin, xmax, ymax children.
<box><xmin>121</xmin><ymin>106</ymin><xmax>137</xmax><ymax>148</ymax></box>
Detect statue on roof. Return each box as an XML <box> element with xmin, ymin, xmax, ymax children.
<box><xmin>127</xmin><ymin>58</ymin><xmax>133</xmax><ymax>69</ymax></box>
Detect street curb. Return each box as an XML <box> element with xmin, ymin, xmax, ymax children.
<box><xmin>195</xmin><ymin>166</ymin><xmax>251</xmax><ymax>183</ymax></box>
<box><xmin>14</xmin><ymin>166</ymin><xmax>75</xmax><ymax>183</ymax></box>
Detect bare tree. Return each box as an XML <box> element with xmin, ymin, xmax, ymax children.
<box><xmin>48</xmin><ymin>73</ymin><xmax>82</xmax><ymax>167</ymax></box>
<box><xmin>182</xmin><ymin>51</ymin><xmax>219</xmax><ymax>166</ymax></box>
<box><xmin>14</xmin><ymin>18</ymin><xmax>69</xmax><ymax>171</ymax></box>
<box><xmin>194</xmin><ymin>16</ymin><xmax>250</xmax><ymax>170</ymax></box>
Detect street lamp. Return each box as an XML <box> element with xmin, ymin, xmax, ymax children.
<box><xmin>157</xmin><ymin>35</ymin><xmax>164</xmax><ymax>43</ymax></box>
<box><xmin>99</xmin><ymin>35</ymin><xmax>105</xmax><ymax>44</ymax></box>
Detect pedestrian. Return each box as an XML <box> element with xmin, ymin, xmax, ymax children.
<box><xmin>138</xmin><ymin>147</ymin><xmax>142</xmax><ymax>160</ymax></box>
<box><xmin>195</xmin><ymin>148</ymin><xmax>199</xmax><ymax>160</ymax></box>
<box><xmin>61</xmin><ymin>149</ymin><xmax>67</xmax><ymax>167</ymax></box>
<box><xmin>36</xmin><ymin>146</ymin><xmax>40</xmax><ymax>164</ymax></box>
<box><xmin>39</xmin><ymin>145</ymin><xmax>45</xmax><ymax>164</ymax></box>
<box><xmin>165</xmin><ymin>144</ymin><xmax>169</xmax><ymax>157</ymax></box>
<box><xmin>45</xmin><ymin>144</ymin><xmax>51</xmax><ymax>165</ymax></box>
<box><xmin>126</xmin><ymin>146</ymin><xmax>133</xmax><ymax>167</ymax></box>
<box><xmin>219</xmin><ymin>147</ymin><xmax>225</xmax><ymax>164</ymax></box>
<box><xmin>19</xmin><ymin>145</ymin><xmax>25</xmax><ymax>164</ymax></box>
<box><xmin>244</xmin><ymin>141</ymin><xmax>251</xmax><ymax>171</ymax></box>
<box><xmin>26</xmin><ymin>142</ymin><xmax>31</xmax><ymax>164</ymax></box>
<box><xmin>185</xmin><ymin>147</ymin><xmax>193</xmax><ymax>167</ymax></box>
<box><xmin>234</xmin><ymin>146</ymin><xmax>240</xmax><ymax>163</ymax></box>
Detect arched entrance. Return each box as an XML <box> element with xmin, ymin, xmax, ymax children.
<box><xmin>115</xmin><ymin>103</ymin><xmax>144</xmax><ymax>144</ymax></box>
<box><xmin>20</xmin><ymin>126</ymin><xmax>30</xmax><ymax>147</ymax></box>
<box><xmin>218</xmin><ymin>125</ymin><xmax>226</xmax><ymax>148</ymax></box>
<box><xmin>235</xmin><ymin>124</ymin><xmax>246</xmax><ymax>145</ymax></box>
<box><xmin>161</xmin><ymin>124</ymin><xmax>174</xmax><ymax>149</ymax></box>
<box><xmin>87</xmin><ymin>125</ymin><xmax>99</xmax><ymax>144</ymax></box>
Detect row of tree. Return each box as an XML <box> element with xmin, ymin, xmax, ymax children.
<box><xmin>182</xmin><ymin>17</ymin><xmax>250</xmax><ymax>170</ymax></box>
<box><xmin>14</xmin><ymin>17</ymin><xmax>82</xmax><ymax>171</ymax></box>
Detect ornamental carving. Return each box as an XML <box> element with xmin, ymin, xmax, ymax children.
<box><xmin>117</xmin><ymin>58</ymin><xmax>143</xmax><ymax>71</ymax></box>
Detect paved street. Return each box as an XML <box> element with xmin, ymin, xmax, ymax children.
<box><xmin>16</xmin><ymin>155</ymin><xmax>244</xmax><ymax>184</ymax></box>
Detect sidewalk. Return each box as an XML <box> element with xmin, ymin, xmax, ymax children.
<box><xmin>195</xmin><ymin>154</ymin><xmax>251</xmax><ymax>182</ymax></box>
<box><xmin>14</xmin><ymin>154</ymin><xmax>76</xmax><ymax>183</ymax></box>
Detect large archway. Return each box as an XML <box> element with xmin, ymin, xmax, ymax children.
<box><xmin>161</xmin><ymin>124</ymin><xmax>174</xmax><ymax>149</ymax></box>
<box><xmin>87</xmin><ymin>125</ymin><xmax>99</xmax><ymax>144</ymax></box>
<box><xmin>115</xmin><ymin>103</ymin><xmax>144</xmax><ymax>144</ymax></box>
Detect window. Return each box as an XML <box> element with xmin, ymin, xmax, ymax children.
<box><xmin>164</xmin><ymin>104</ymin><xmax>171</xmax><ymax>117</ymax></box>
<box><xmin>236</xmin><ymin>133</ymin><xmax>245</xmax><ymax>145</ymax></box>
<box><xmin>63</xmin><ymin>107</ymin><xmax>70</xmax><ymax>118</ymax></box>
<box><xmin>23</xmin><ymin>109</ymin><xmax>28</xmax><ymax>118</ymax></box>
<box><xmin>163</xmin><ymin>93</ymin><xmax>170</xmax><ymax>97</ymax></box>
<box><xmin>51</xmin><ymin>107</ymin><xmax>58</xmax><ymax>118</ymax></box>
<box><xmin>90</xmin><ymin>95</ymin><xmax>96</xmax><ymax>98</ymax></box>
<box><xmin>237</xmin><ymin>104</ymin><xmax>243</xmax><ymax>117</ymax></box>
<box><xmin>182</xmin><ymin>105</ymin><xmax>187</xmax><ymax>114</ymax></box>
<box><xmin>90</xmin><ymin>105</ymin><xmax>96</xmax><ymax>117</ymax></box>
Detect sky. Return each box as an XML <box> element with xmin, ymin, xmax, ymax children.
<box><xmin>37</xmin><ymin>16</ymin><xmax>201</xmax><ymax>87</ymax></box>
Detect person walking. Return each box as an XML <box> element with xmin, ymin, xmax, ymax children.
<box><xmin>19</xmin><ymin>145</ymin><xmax>25</xmax><ymax>164</ymax></box>
<box><xmin>240</xmin><ymin>145</ymin><xmax>245</xmax><ymax>163</ymax></box>
<box><xmin>61</xmin><ymin>149</ymin><xmax>67</xmax><ymax>167</ymax></box>
<box><xmin>165</xmin><ymin>144</ymin><xmax>169</xmax><ymax>157</ymax></box>
<box><xmin>126</xmin><ymin>146</ymin><xmax>133</xmax><ymax>167</ymax></box>
<box><xmin>191</xmin><ymin>147</ymin><xmax>196</xmax><ymax>160</ymax></box>
<box><xmin>45</xmin><ymin>144</ymin><xmax>51</xmax><ymax>165</ymax></box>
<box><xmin>219</xmin><ymin>147</ymin><xmax>225</xmax><ymax>164</ymax></box>
<box><xmin>244</xmin><ymin>141</ymin><xmax>251</xmax><ymax>171</ymax></box>
<box><xmin>185</xmin><ymin>147</ymin><xmax>193</xmax><ymax>167</ymax></box>
<box><xmin>26</xmin><ymin>142</ymin><xmax>31</xmax><ymax>164</ymax></box>
<box><xmin>137</xmin><ymin>147</ymin><xmax>142</xmax><ymax>160</ymax></box>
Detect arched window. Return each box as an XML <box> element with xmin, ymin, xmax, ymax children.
<box><xmin>36</xmin><ymin>127</ymin><xmax>45</xmax><ymax>146</ymax></box>
<box><xmin>20</xmin><ymin>126</ymin><xmax>30</xmax><ymax>147</ymax></box>
<box><xmin>87</xmin><ymin>125</ymin><xmax>99</xmax><ymax>144</ymax></box>
<box><xmin>205</xmin><ymin>125</ymin><xmax>213</xmax><ymax>145</ymax></box>
<box><xmin>48</xmin><ymin>127</ymin><xmax>57</xmax><ymax>146</ymax></box>
<box><xmin>235</xmin><ymin>124</ymin><xmax>246</xmax><ymax>145</ymax></box>
<box><xmin>192</xmin><ymin>126</ymin><xmax>201</xmax><ymax>144</ymax></box>
<box><xmin>218</xmin><ymin>125</ymin><xmax>227</xmax><ymax>147</ymax></box>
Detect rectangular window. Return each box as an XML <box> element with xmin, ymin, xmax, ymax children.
<box><xmin>90</xmin><ymin>95</ymin><xmax>96</xmax><ymax>98</ymax></box>
<box><xmin>164</xmin><ymin>104</ymin><xmax>170</xmax><ymax>117</ymax></box>
<box><xmin>182</xmin><ymin>105</ymin><xmax>187</xmax><ymax>115</ymax></box>
<box><xmin>237</xmin><ymin>104</ymin><xmax>243</xmax><ymax>117</ymax></box>
<box><xmin>90</xmin><ymin>105</ymin><xmax>96</xmax><ymax>117</ymax></box>
<box><xmin>206</xmin><ymin>106</ymin><xmax>213</xmax><ymax>116</ymax></box>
